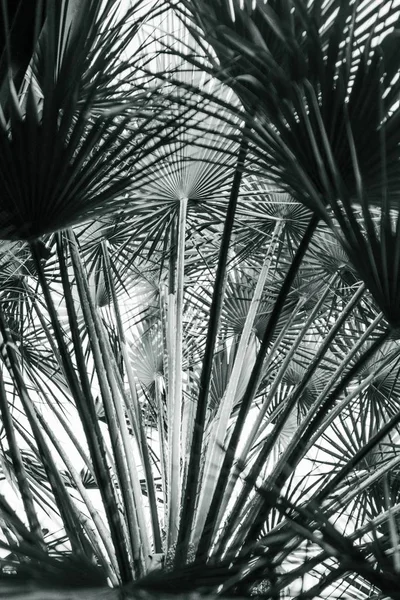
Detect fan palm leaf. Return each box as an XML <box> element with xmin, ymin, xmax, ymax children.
<box><xmin>181</xmin><ymin>0</ymin><xmax>400</xmax><ymax>330</ymax></box>
<box><xmin>0</xmin><ymin>0</ymin><xmax>186</xmax><ymax>241</ymax></box>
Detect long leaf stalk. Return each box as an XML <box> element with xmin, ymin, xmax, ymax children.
<box><xmin>0</xmin><ymin>346</ymin><xmax>88</xmax><ymax>557</ymax></box>
<box><xmin>275</xmin><ymin>494</ymin><xmax>400</xmax><ymax>598</ymax></box>
<box><xmin>76</xmin><ymin>512</ymin><xmax>118</xmax><ymax>587</ymax></box>
<box><xmin>67</xmin><ymin>230</ymin><xmax>148</xmax><ymax>576</ymax></box>
<box><xmin>0</xmin><ymin>490</ymin><xmax>40</xmax><ymax>547</ymax></box>
<box><xmin>236</xmin><ymin>270</ymin><xmax>357</xmax><ymax>462</ymax></box>
<box><xmin>169</xmin><ymin>196</ymin><xmax>188</xmax><ymax>547</ymax></box>
<box><xmin>101</xmin><ymin>242</ymin><xmax>140</xmax><ymax>438</ymax></box>
<box><xmin>0</xmin><ymin>513</ymin><xmax>19</xmax><ymax>555</ymax></box>
<box><xmin>70</xmin><ymin>232</ymin><xmax>158</xmax><ymax>568</ymax></box>
<box><xmin>135</xmin><ymin>396</ymin><xmax>164</xmax><ymax>555</ymax></box>
<box><xmin>352</xmin><ymin>502</ymin><xmax>400</xmax><ymax>545</ymax></box>
<box><xmin>180</xmin><ymin>358</ymin><xmax>196</xmax><ymax>510</ymax></box>
<box><xmin>0</xmin><ymin>359</ymin><xmax>44</xmax><ymax>547</ymax></box>
<box><xmin>261</xmin><ymin>545</ymin><xmax>332</xmax><ymax>599</ymax></box>
<box><xmin>136</xmin><ymin>409</ymin><xmax>164</xmax><ymax>555</ymax></box>
<box><xmin>158</xmin><ymin>282</ymin><xmax>169</xmax><ymax>517</ymax></box>
<box><xmin>192</xmin><ymin>220</ymin><xmax>284</xmax><ymax>543</ymax></box>
<box><xmin>315</xmin><ymin>378</ymin><xmax>400</xmax><ymax>515</ymax></box>
<box><xmin>366</xmin><ymin>472</ymin><xmax>400</xmax><ymax>573</ymax></box>
<box><xmin>30</xmin><ymin>391</ymin><xmax>92</xmax><ymax>482</ymax></box>
<box><xmin>260</xmin><ymin>349</ymin><xmax>400</xmax><ymax>583</ymax></box>
<box><xmin>84</xmin><ymin>318</ymin><xmax>148</xmax><ymax>576</ymax></box>
<box><xmin>213</xmin><ymin>299</ymin><xmax>305</xmax><ymax>541</ymax></box>
<box><xmin>166</xmin><ymin>217</ymin><xmax>178</xmax><ymax>548</ymax></box>
<box><xmin>196</xmin><ymin>214</ymin><xmax>319</xmax><ymax>561</ymax></box>
<box><xmin>155</xmin><ymin>372</ymin><xmax>169</xmax><ymax>525</ymax></box>
<box><xmin>293</xmin><ymin>568</ymin><xmax>349</xmax><ymax>600</ymax></box>
<box><xmin>213</xmin><ymin>274</ymin><xmax>339</xmax><ymax>558</ymax></box>
<box><xmin>38</xmin><ymin>236</ymin><xmax>131</xmax><ymax>583</ymax></box>
<box><xmin>302</xmin><ymin>317</ymin><xmax>385</xmax><ymax>458</ymax></box>
<box><xmin>261</xmin><ymin>312</ymin><xmax>385</xmax><ymax>505</ymax></box>
<box><xmin>131</xmin><ymin>393</ymin><xmax>164</xmax><ymax>556</ymax></box>
<box><xmin>311</xmin><ymin>352</ymin><xmax>400</xmax><ymax>509</ymax></box>
<box><xmin>27</xmin><ymin>368</ymin><xmax>95</xmax><ymax>478</ymax></box>
<box><xmin>0</xmin><ymin>302</ymin><xmax>92</xmax><ymax>557</ymax></box>
<box><xmin>10</xmin><ymin>418</ymin><xmax>66</xmax><ymax>520</ymax></box>
<box><xmin>281</xmin><ymin>558</ymin><xmax>335</xmax><ymax>600</ymax></box>
<box><xmin>243</xmin><ymin>328</ymin><xmax>392</xmax><ymax>550</ymax></box>
<box><xmin>23</xmin><ymin>283</ymin><xmax>68</xmax><ymax>384</ymax></box>
<box><xmin>278</xmin><ymin>314</ymin><xmax>388</xmax><ymax>499</ymax></box>
<box><xmin>175</xmin><ymin>118</ymin><xmax>251</xmax><ymax>565</ymax></box>
<box><xmin>24</xmin><ymin>362</ymin><xmax>125</xmax><ymax>572</ymax></box>
<box><xmin>33</xmin><ymin>408</ymin><xmax>119</xmax><ymax>583</ymax></box>
<box><xmin>218</xmin><ymin>281</ymin><xmax>368</xmax><ymax>551</ymax></box>
<box><xmin>268</xmin><ymin>497</ymin><xmax>398</xmax><ymax>598</ymax></box>
<box><xmin>94</xmin><ymin>249</ymin><xmax>163</xmax><ymax>557</ymax></box>
<box><xmin>95</xmin><ymin>313</ymin><xmax>161</xmax><ymax>558</ymax></box>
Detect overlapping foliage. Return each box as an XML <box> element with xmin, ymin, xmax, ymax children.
<box><xmin>1</xmin><ymin>1</ymin><xmax>400</xmax><ymax>599</ymax></box>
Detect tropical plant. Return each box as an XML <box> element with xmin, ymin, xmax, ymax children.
<box><xmin>1</xmin><ymin>1</ymin><xmax>400</xmax><ymax>599</ymax></box>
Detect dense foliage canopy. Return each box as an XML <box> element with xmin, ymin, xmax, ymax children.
<box><xmin>1</xmin><ymin>1</ymin><xmax>400</xmax><ymax>598</ymax></box>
